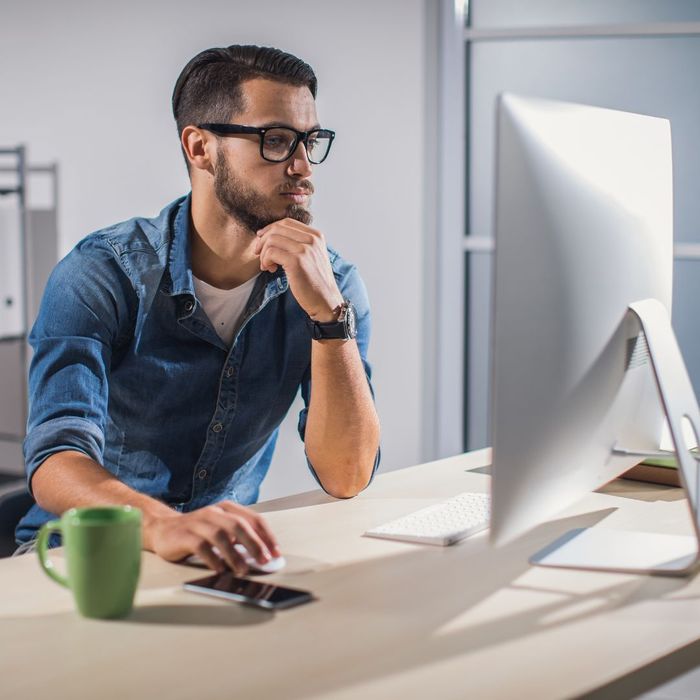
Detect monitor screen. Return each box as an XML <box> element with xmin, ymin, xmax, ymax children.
<box><xmin>489</xmin><ymin>94</ymin><xmax>689</xmax><ymax>565</ymax></box>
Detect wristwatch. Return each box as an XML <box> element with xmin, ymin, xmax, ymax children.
<box><xmin>309</xmin><ymin>300</ymin><xmax>357</xmax><ymax>340</ymax></box>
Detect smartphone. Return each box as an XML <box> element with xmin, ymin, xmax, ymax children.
<box><xmin>183</xmin><ymin>571</ymin><xmax>314</xmax><ymax>610</ymax></box>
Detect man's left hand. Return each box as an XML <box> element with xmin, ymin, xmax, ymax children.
<box><xmin>254</xmin><ymin>218</ymin><xmax>344</xmax><ymax>322</ymax></box>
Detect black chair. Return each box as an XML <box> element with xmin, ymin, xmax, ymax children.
<box><xmin>0</xmin><ymin>482</ymin><xmax>34</xmax><ymax>557</ymax></box>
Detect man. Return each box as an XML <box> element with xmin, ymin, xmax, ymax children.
<box><xmin>15</xmin><ymin>45</ymin><xmax>381</xmax><ymax>574</ymax></box>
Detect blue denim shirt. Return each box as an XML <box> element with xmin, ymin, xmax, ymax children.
<box><xmin>16</xmin><ymin>194</ymin><xmax>378</xmax><ymax>544</ymax></box>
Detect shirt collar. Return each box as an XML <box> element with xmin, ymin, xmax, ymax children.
<box><xmin>164</xmin><ymin>193</ymin><xmax>290</xmax><ymax>306</ymax></box>
<box><xmin>165</xmin><ymin>194</ymin><xmax>196</xmax><ymax>299</ymax></box>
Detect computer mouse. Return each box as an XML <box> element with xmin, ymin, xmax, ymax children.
<box><xmin>233</xmin><ymin>544</ymin><xmax>287</xmax><ymax>574</ymax></box>
<box><xmin>186</xmin><ymin>544</ymin><xmax>286</xmax><ymax>574</ymax></box>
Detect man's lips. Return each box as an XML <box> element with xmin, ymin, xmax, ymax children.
<box><xmin>280</xmin><ymin>190</ymin><xmax>311</xmax><ymax>204</ymax></box>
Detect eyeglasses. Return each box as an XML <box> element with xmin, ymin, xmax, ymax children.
<box><xmin>197</xmin><ymin>123</ymin><xmax>335</xmax><ymax>164</ymax></box>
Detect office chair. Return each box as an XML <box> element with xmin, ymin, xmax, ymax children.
<box><xmin>0</xmin><ymin>482</ymin><xmax>33</xmax><ymax>557</ymax></box>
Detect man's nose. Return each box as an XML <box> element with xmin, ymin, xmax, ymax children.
<box><xmin>287</xmin><ymin>141</ymin><xmax>313</xmax><ymax>178</ymax></box>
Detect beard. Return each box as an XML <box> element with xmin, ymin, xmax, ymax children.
<box><xmin>213</xmin><ymin>146</ymin><xmax>313</xmax><ymax>233</ymax></box>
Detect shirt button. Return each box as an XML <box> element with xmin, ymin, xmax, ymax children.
<box><xmin>198</xmin><ymin>469</ymin><xmax>207</xmax><ymax>479</ymax></box>
<box><xmin>184</xmin><ymin>300</ymin><xmax>194</xmax><ymax>312</ymax></box>
<box><xmin>225</xmin><ymin>366</ymin><xmax>234</xmax><ymax>378</ymax></box>
<box><xmin>212</xmin><ymin>422</ymin><xmax>223</xmax><ymax>433</ymax></box>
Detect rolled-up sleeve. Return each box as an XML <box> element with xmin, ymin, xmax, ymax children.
<box><xmin>23</xmin><ymin>237</ymin><xmax>135</xmax><ymax>493</ymax></box>
<box><xmin>297</xmin><ymin>254</ymin><xmax>381</xmax><ymax>492</ymax></box>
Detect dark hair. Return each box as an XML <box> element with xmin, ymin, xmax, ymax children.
<box><xmin>172</xmin><ymin>44</ymin><xmax>317</xmax><ymax>145</ymax></box>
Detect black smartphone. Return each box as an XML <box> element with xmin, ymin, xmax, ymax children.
<box><xmin>183</xmin><ymin>571</ymin><xmax>314</xmax><ymax>610</ymax></box>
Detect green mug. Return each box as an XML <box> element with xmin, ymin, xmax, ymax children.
<box><xmin>37</xmin><ymin>506</ymin><xmax>142</xmax><ymax>619</ymax></box>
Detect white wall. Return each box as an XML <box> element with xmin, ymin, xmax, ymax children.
<box><xmin>0</xmin><ymin>0</ymin><xmax>429</xmax><ymax>497</ymax></box>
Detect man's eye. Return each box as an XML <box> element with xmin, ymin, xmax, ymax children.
<box><xmin>265</xmin><ymin>135</ymin><xmax>289</xmax><ymax>150</ymax></box>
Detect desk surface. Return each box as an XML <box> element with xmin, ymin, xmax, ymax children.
<box><xmin>2</xmin><ymin>449</ymin><xmax>699</xmax><ymax>700</ymax></box>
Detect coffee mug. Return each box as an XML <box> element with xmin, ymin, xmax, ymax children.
<box><xmin>37</xmin><ymin>506</ymin><xmax>142</xmax><ymax>619</ymax></box>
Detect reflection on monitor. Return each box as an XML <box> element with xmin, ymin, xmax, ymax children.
<box><xmin>490</xmin><ymin>94</ymin><xmax>700</xmax><ymax>575</ymax></box>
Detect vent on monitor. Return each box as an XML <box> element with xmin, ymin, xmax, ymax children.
<box><xmin>626</xmin><ymin>333</ymin><xmax>650</xmax><ymax>370</ymax></box>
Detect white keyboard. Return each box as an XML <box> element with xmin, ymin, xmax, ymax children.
<box><xmin>364</xmin><ymin>492</ymin><xmax>490</xmax><ymax>546</ymax></box>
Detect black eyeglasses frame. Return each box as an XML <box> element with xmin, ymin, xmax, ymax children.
<box><xmin>197</xmin><ymin>123</ymin><xmax>335</xmax><ymax>164</ymax></box>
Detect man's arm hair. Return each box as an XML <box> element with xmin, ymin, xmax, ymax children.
<box><xmin>31</xmin><ymin>450</ymin><xmax>281</xmax><ymax>571</ymax></box>
<box><xmin>298</xmin><ymin>261</ymin><xmax>380</xmax><ymax>497</ymax></box>
<box><xmin>32</xmin><ymin>451</ymin><xmax>176</xmax><ymax>551</ymax></box>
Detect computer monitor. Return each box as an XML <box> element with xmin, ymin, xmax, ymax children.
<box><xmin>489</xmin><ymin>94</ymin><xmax>700</xmax><ymax>575</ymax></box>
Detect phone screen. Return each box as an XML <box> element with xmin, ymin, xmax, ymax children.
<box><xmin>183</xmin><ymin>572</ymin><xmax>314</xmax><ymax>610</ymax></box>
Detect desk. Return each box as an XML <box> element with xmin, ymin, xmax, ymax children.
<box><xmin>2</xmin><ymin>449</ymin><xmax>700</xmax><ymax>700</ymax></box>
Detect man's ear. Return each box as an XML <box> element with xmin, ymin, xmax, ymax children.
<box><xmin>181</xmin><ymin>126</ymin><xmax>216</xmax><ymax>172</ymax></box>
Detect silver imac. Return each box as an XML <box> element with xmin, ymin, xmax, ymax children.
<box><xmin>490</xmin><ymin>94</ymin><xmax>700</xmax><ymax>575</ymax></box>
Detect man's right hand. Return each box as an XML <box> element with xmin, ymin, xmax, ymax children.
<box><xmin>145</xmin><ymin>501</ymin><xmax>281</xmax><ymax>575</ymax></box>
<box><xmin>32</xmin><ymin>452</ymin><xmax>281</xmax><ymax>576</ymax></box>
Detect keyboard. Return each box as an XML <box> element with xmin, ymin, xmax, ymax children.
<box><xmin>364</xmin><ymin>492</ymin><xmax>490</xmax><ymax>546</ymax></box>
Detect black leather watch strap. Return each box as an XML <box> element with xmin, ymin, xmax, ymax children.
<box><xmin>309</xmin><ymin>300</ymin><xmax>357</xmax><ymax>340</ymax></box>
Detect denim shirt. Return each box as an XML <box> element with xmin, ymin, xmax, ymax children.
<box><xmin>16</xmin><ymin>194</ymin><xmax>378</xmax><ymax>544</ymax></box>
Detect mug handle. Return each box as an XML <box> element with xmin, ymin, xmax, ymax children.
<box><xmin>37</xmin><ymin>520</ymin><xmax>69</xmax><ymax>587</ymax></box>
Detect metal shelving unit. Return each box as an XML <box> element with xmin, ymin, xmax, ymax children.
<box><xmin>0</xmin><ymin>147</ymin><xmax>29</xmax><ymax>443</ymax></box>
<box><xmin>0</xmin><ymin>146</ymin><xmax>59</xmax><ymax>471</ymax></box>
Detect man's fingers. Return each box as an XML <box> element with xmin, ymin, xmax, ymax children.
<box><xmin>189</xmin><ymin>537</ymin><xmax>226</xmax><ymax>573</ymax></box>
<box><xmin>281</xmin><ymin>218</ymin><xmax>320</xmax><ymax>235</ymax></box>
<box><xmin>257</xmin><ymin>218</ymin><xmax>319</xmax><ymax>238</ymax></box>
<box><xmin>195</xmin><ymin>509</ymin><xmax>272</xmax><ymax>569</ymax></box>
<box><xmin>254</xmin><ymin>231</ymin><xmax>309</xmax><ymax>258</ymax></box>
<box><xmin>151</xmin><ymin>505</ymin><xmax>282</xmax><ymax>573</ymax></box>
<box><xmin>251</xmin><ymin>517</ymin><xmax>282</xmax><ymax>558</ymax></box>
<box><xmin>257</xmin><ymin>226</ymin><xmax>316</xmax><ymax>246</ymax></box>
<box><xmin>259</xmin><ymin>245</ymin><xmax>295</xmax><ymax>273</ymax></box>
<box><xmin>258</xmin><ymin>234</ymin><xmax>307</xmax><ymax>257</ymax></box>
<box><xmin>155</xmin><ymin>504</ymin><xmax>281</xmax><ymax>573</ymax></box>
<box><xmin>254</xmin><ymin>221</ymin><xmax>320</xmax><ymax>256</ymax></box>
<box><xmin>189</xmin><ymin>520</ymin><xmax>247</xmax><ymax>575</ymax></box>
<box><xmin>209</xmin><ymin>525</ymin><xmax>250</xmax><ymax>576</ymax></box>
<box><xmin>218</xmin><ymin>502</ymin><xmax>281</xmax><ymax>560</ymax></box>
<box><xmin>233</xmin><ymin>519</ymin><xmax>272</xmax><ymax>565</ymax></box>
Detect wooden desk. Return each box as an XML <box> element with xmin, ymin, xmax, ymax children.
<box><xmin>2</xmin><ymin>449</ymin><xmax>699</xmax><ymax>700</ymax></box>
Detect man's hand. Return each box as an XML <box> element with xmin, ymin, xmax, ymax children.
<box><xmin>145</xmin><ymin>501</ymin><xmax>281</xmax><ymax>575</ymax></box>
<box><xmin>253</xmin><ymin>218</ymin><xmax>344</xmax><ymax>322</ymax></box>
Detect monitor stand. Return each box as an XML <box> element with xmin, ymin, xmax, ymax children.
<box><xmin>531</xmin><ymin>298</ymin><xmax>700</xmax><ymax>577</ymax></box>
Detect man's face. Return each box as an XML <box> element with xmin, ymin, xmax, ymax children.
<box><xmin>212</xmin><ymin>77</ymin><xmax>318</xmax><ymax>233</ymax></box>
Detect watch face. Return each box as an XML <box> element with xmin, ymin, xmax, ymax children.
<box><xmin>346</xmin><ymin>303</ymin><xmax>357</xmax><ymax>339</ymax></box>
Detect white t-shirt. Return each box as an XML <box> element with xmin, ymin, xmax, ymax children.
<box><xmin>193</xmin><ymin>273</ymin><xmax>260</xmax><ymax>346</ymax></box>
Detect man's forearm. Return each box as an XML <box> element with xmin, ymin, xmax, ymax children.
<box><xmin>31</xmin><ymin>450</ymin><xmax>281</xmax><ymax>571</ymax></box>
<box><xmin>31</xmin><ymin>450</ymin><xmax>177</xmax><ymax>550</ymax></box>
<box><xmin>304</xmin><ymin>339</ymin><xmax>380</xmax><ymax>498</ymax></box>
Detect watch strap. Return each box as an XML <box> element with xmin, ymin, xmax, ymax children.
<box><xmin>309</xmin><ymin>300</ymin><xmax>357</xmax><ymax>340</ymax></box>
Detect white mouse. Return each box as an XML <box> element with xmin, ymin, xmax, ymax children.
<box><xmin>233</xmin><ymin>544</ymin><xmax>287</xmax><ymax>574</ymax></box>
<box><xmin>186</xmin><ymin>544</ymin><xmax>286</xmax><ymax>574</ymax></box>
